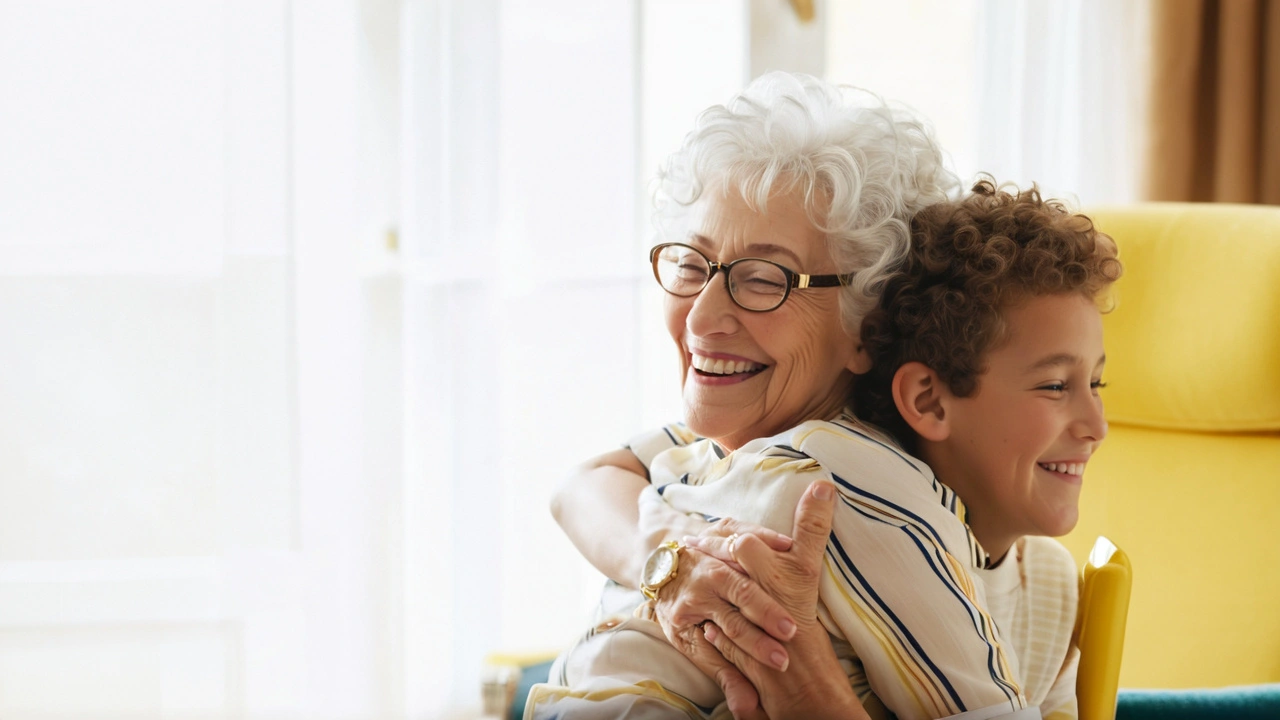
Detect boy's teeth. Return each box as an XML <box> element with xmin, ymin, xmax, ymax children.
<box><xmin>1039</xmin><ymin>462</ymin><xmax>1084</xmax><ymax>476</ymax></box>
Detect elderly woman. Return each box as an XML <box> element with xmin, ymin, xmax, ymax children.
<box><xmin>528</xmin><ymin>73</ymin><xmax>1030</xmax><ymax>720</ymax></box>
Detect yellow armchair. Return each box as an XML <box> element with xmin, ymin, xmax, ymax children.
<box><xmin>1061</xmin><ymin>203</ymin><xmax>1280</xmax><ymax>689</ymax></box>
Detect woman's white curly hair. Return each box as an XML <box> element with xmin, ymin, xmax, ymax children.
<box><xmin>653</xmin><ymin>72</ymin><xmax>960</xmax><ymax>333</ymax></box>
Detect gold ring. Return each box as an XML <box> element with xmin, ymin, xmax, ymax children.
<box><xmin>727</xmin><ymin>533</ymin><xmax>741</xmax><ymax>564</ymax></box>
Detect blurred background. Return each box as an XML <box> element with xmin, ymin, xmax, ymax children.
<box><xmin>1</xmin><ymin>0</ymin><xmax>1273</xmax><ymax>718</ymax></box>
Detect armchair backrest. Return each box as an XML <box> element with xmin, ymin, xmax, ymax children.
<box><xmin>1061</xmin><ymin>203</ymin><xmax>1280</xmax><ymax>689</ymax></box>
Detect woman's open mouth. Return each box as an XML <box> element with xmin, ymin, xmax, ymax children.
<box><xmin>691</xmin><ymin>354</ymin><xmax>766</xmax><ymax>377</ymax></box>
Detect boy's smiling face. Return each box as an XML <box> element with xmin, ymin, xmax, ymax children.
<box><xmin>928</xmin><ymin>293</ymin><xmax>1109</xmax><ymax>560</ymax></box>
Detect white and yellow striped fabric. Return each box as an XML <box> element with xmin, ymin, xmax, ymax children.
<box><xmin>527</xmin><ymin>412</ymin><xmax>1047</xmax><ymax>720</ymax></box>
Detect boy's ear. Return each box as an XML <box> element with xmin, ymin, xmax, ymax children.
<box><xmin>892</xmin><ymin>362</ymin><xmax>951</xmax><ymax>442</ymax></box>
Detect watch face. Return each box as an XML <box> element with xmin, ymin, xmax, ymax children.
<box><xmin>644</xmin><ymin>547</ymin><xmax>675</xmax><ymax>586</ymax></box>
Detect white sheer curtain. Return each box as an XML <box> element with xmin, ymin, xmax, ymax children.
<box><xmin>404</xmin><ymin>1</ymin><xmax>645</xmax><ymax>713</ymax></box>
<box><xmin>0</xmin><ymin>1</ymin><xmax>392</xmax><ymax>717</ymax></box>
<box><xmin>408</xmin><ymin>1</ymin><xmax>771</xmax><ymax>713</ymax></box>
<box><xmin>826</xmin><ymin>0</ymin><xmax>1149</xmax><ymax>206</ymax></box>
<box><xmin>972</xmin><ymin>0</ymin><xmax>1150</xmax><ymax>205</ymax></box>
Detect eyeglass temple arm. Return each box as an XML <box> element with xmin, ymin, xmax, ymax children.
<box><xmin>795</xmin><ymin>273</ymin><xmax>854</xmax><ymax>289</ymax></box>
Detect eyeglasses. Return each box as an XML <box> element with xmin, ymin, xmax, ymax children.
<box><xmin>649</xmin><ymin>242</ymin><xmax>853</xmax><ymax>312</ymax></box>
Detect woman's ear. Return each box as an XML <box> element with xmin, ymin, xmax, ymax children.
<box><xmin>845</xmin><ymin>342</ymin><xmax>873</xmax><ymax>375</ymax></box>
<box><xmin>891</xmin><ymin>362</ymin><xmax>951</xmax><ymax>442</ymax></box>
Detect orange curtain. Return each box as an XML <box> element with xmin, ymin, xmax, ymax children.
<box><xmin>1146</xmin><ymin>0</ymin><xmax>1280</xmax><ymax>203</ymax></box>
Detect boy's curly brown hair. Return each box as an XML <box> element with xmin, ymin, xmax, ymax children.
<box><xmin>853</xmin><ymin>177</ymin><xmax>1123</xmax><ymax>450</ymax></box>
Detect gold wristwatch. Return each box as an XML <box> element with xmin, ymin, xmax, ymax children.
<box><xmin>640</xmin><ymin>540</ymin><xmax>685</xmax><ymax>600</ymax></box>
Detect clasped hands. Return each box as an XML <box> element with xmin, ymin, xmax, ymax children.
<box><xmin>649</xmin><ymin>481</ymin><xmax>867</xmax><ymax>720</ymax></box>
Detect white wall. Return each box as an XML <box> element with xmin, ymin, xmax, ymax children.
<box><xmin>402</xmin><ymin>0</ymin><xmax>646</xmax><ymax>712</ymax></box>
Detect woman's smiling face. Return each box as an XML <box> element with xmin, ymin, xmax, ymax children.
<box><xmin>664</xmin><ymin>187</ymin><xmax>869</xmax><ymax>450</ymax></box>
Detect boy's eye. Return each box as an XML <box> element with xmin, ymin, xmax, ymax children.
<box><xmin>1037</xmin><ymin>383</ymin><xmax>1067</xmax><ymax>393</ymax></box>
<box><xmin>1091</xmin><ymin>380</ymin><xmax>1108</xmax><ymax>390</ymax></box>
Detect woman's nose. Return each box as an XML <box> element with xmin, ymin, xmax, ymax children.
<box><xmin>684</xmin><ymin>274</ymin><xmax>741</xmax><ymax>337</ymax></box>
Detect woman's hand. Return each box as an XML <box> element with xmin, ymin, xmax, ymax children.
<box><xmin>647</xmin><ymin>517</ymin><xmax>799</xmax><ymax>717</ymax></box>
<box><xmin>687</xmin><ymin>481</ymin><xmax>871</xmax><ymax>720</ymax></box>
<box><xmin>653</xmin><ymin>517</ymin><xmax>798</xmax><ymax>664</ymax></box>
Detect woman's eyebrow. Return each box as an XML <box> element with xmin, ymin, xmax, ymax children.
<box><xmin>688</xmin><ymin>233</ymin><xmax>714</xmax><ymax>249</ymax></box>
<box><xmin>747</xmin><ymin>243</ymin><xmax>804</xmax><ymax>267</ymax></box>
<box><xmin>688</xmin><ymin>234</ymin><xmax>803</xmax><ymax>266</ymax></box>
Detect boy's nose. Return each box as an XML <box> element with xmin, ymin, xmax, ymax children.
<box><xmin>1071</xmin><ymin>393</ymin><xmax>1108</xmax><ymax>442</ymax></box>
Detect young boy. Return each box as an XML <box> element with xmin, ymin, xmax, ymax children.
<box><xmin>851</xmin><ymin>177</ymin><xmax>1122</xmax><ymax>718</ymax></box>
<box><xmin>533</xmin><ymin>180</ymin><xmax>1120</xmax><ymax>720</ymax></box>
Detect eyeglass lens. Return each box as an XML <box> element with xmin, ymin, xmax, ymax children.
<box><xmin>653</xmin><ymin>244</ymin><xmax>790</xmax><ymax>311</ymax></box>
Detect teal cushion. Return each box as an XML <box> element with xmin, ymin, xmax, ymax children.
<box><xmin>510</xmin><ymin>660</ymin><xmax>554</xmax><ymax>720</ymax></box>
<box><xmin>510</xmin><ymin>665</ymin><xmax>1280</xmax><ymax>720</ymax></box>
<box><xmin>1117</xmin><ymin>684</ymin><xmax>1280</xmax><ymax>720</ymax></box>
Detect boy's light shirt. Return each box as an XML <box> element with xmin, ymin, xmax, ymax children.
<box><xmin>980</xmin><ymin>536</ymin><xmax>1081</xmax><ymax>720</ymax></box>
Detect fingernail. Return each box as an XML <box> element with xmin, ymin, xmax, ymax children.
<box><xmin>814</xmin><ymin>481</ymin><xmax>833</xmax><ymax>501</ymax></box>
<box><xmin>681</xmin><ymin>536</ymin><xmax>699</xmax><ymax>548</ymax></box>
<box><xmin>777</xmin><ymin>618</ymin><xmax>796</xmax><ymax>640</ymax></box>
<box><xmin>771</xmin><ymin>650</ymin><xmax>789</xmax><ymax>672</ymax></box>
<box><xmin>703</xmin><ymin>624</ymin><xmax>718</xmax><ymax>643</ymax></box>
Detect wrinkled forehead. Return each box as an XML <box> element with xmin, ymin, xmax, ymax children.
<box><xmin>659</xmin><ymin>185</ymin><xmax>834</xmax><ymax>268</ymax></box>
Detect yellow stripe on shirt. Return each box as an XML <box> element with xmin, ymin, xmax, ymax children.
<box><xmin>825</xmin><ymin>558</ymin><xmax>952</xmax><ymax>719</ymax></box>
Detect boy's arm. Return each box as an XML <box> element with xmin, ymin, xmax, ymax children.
<box><xmin>550</xmin><ymin>446</ymin><xmax>709</xmax><ymax>588</ymax></box>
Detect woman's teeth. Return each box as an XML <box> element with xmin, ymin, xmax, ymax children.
<box><xmin>692</xmin><ymin>355</ymin><xmax>764</xmax><ymax>376</ymax></box>
<box><xmin>1039</xmin><ymin>462</ymin><xmax>1084</xmax><ymax>476</ymax></box>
